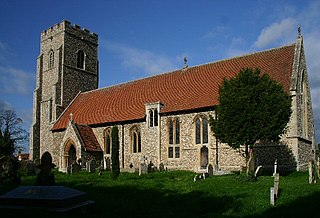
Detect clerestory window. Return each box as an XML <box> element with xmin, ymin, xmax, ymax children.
<box><xmin>148</xmin><ymin>108</ymin><xmax>158</xmax><ymax>127</ymax></box>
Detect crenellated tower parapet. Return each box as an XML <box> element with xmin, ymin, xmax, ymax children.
<box><xmin>41</xmin><ymin>20</ymin><xmax>98</xmax><ymax>44</ymax></box>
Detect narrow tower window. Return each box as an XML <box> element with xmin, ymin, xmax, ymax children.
<box><xmin>77</xmin><ymin>50</ymin><xmax>85</xmax><ymax>69</ymax></box>
<box><xmin>49</xmin><ymin>50</ymin><xmax>54</xmax><ymax>69</ymax></box>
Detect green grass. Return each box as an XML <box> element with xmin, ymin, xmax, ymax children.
<box><xmin>1</xmin><ymin>170</ymin><xmax>320</xmax><ymax>217</ymax></box>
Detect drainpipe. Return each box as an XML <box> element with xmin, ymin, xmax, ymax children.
<box><xmin>215</xmin><ymin>111</ymin><xmax>219</xmax><ymax>169</ymax></box>
<box><xmin>158</xmin><ymin>109</ymin><xmax>161</xmax><ymax>167</ymax></box>
<box><xmin>122</xmin><ymin>124</ymin><xmax>125</xmax><ymax>169</ymax></box>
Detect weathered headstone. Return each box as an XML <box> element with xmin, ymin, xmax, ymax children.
<box><xmin>274</xmin><ymin>173</ymin><xmax>279</xmax><ymax>198</ymax></box>
<box><xmin>105</xmin><ymin>157</ymin><xmax>111</xmax><ymax>171</ymax></box>
<box><xmin>308</xmin><ymin>160</ymin><xmax>316</xmax><ymax>184</ymax></box>
<box><xmin>36</xmin><ymin>152</ymin><xmax>56</xmax><ymax>186</ymax></box>
<box><xmin>86</xmin><ymin>160</ymin><xmax>96</xmax><ymax>173</ymax></box>
<box><xmin>270</xmin><ymin>187</ymin><xmax>275</xmax><ymax>206</ymax></box>
<box><xmin>254</xmin><ymin>165</ymin><xmax>263</xmax><ymax>178</ymax></box>
<box><xmin>207</xmin><ymin>164</ymin><xmax>213</xmax><ymax>177</ymax></box>
<box><xmin>71</xmin><ymin>162</ymin><xmax>81</xmax><ymax>174</ymax></box>
<box><xmin>139</xmin><ymin>163</ymin><xmax>148</xmax><ymax>175</ymax></box>
<box><xmin>159</xmin><ymin>163</ymin><xmax>165</xmax><ymax>171</ymax></box>
<box><xmin>98</xmin><ymin>165</ymin><xmax>103</xmax><ymax>176</ymax></box>
<box><xmin>147</xmin><ymin>161</ymin><xmax>154</xmax><ymax>173</ymax></box>
<box><xmin>1</xmin><ymin>156</ymin><xmax>21</xmax><ymax>184</ymax></box>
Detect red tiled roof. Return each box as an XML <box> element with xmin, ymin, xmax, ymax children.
<box><xmin>53</xmin><ymin>44</ymin><xmax>295</xmax><ymax>131</ymax></box>
<box><xmin>18</xmin><ymin>153</ymin><xmax>30</xmax><ymax>161</ymax></box>
<box><xmin>76</xmin><ymin>124</ymin><xmax>102</xmax><ymax>152</ymax></box>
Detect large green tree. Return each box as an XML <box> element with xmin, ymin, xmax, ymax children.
<box><xmin>111</xmin><ymin>126</ymin><xmax>120</xmax><ymax>179</ymax></box>
<box><xmin>210</xmin><ymin>68</ymin><xmax>291</xmax><ymax>158</ymax></box>
<box><xmin>0</xmin><ymin>110</ymin><xmax>28</xmax><ymax>157</ymax></box>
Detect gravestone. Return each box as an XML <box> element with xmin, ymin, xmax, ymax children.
<box><xmin>147</xmin><ymin>161</ymin><xmax>155</xmax><ymax>173</ymax></box>
<box><xmin>139</xmin><ymin>163</ymin><xmax>148</xmax><ymax>175</ymax></box>
<box><xmin>105</xmin><ymin>157</ymin><xmax>111</xmax><ymax>171</ymax></box>
<box><xmin>1</xmin><ymin>156</ymin><xmax>21</xmax><ymax>184</ymax></box>
<box><xmin>159</xmin><ymin>163</ymin><xmax>165</xmax><ymax>171</ymax></box>
<box><xmin>274</xmin><ymin>173</ymin><xmax>279</xmax><ymax>198</ymax></box>
<box><xmin>70</xmin><ymin>162</ymin><xmax>81</xmax><ymax>174</ymax></box>
<box><xmin>270</xmin><ymin>187</ymin><xmax>275</xmax><ymax>206</ymax></box>
<box><xmin>207</xmin><ymin>164</ymin><xmax>213</xmax><ymax>177</ymax></box>
<box><xmin>86</xmin><ymin>160</ymin><xmax>96</xmax><ymax>173</ymax></box>
<box><xmin>308</xmin><ymin>160</ymin><xmax>317</xmax><ymax>184</ymax></box>
<box><xmin>254</xmin><ymin>165</ymin><xmax>263</xmax><ymax>178</ymax></box>
<box><xmin>36</xmin><ymin>152</ymin><xmax>56</xmax><ymax>186</ymax></box>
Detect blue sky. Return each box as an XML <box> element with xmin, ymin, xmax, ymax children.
<box><xmin>0</xmin><ymin>0</ymin><xmax>319</xmax><ymax>151</ymax></box>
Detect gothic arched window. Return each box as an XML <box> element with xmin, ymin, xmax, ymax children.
<box><xmin>77</xmin><ymin>50</ymin><xmax>85</xmax><ymax>69</ymax></box>
<box><xmin>49</xmin><ymin>50</ymin><xmax>54</xmax><ymax>69</ymax></box>
<box><xmin>168</xmin><ymin>117</ymin><xmax>180</xmax><ymax>158</ymax></box>
<box><xmin>104</xmin><ymin>128</ymin><xmax>112</xmax><ymax>155</ymax></box>
<box><xmin>195</xmin><ymin>116</ymin><xmax>209</xmax><ymax>145</ymax></box>
<box><xmin>131</xmin><ymin>126</ymin><xmax>141</xmax><ymax>153</ymax></box>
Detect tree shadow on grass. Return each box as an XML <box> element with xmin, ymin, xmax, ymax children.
<box><xmin>75</xmin><ymin>184</ymin><xmax>243</xmax><ymax>218</ymax></box>
<box><xmin>246</xmin><ymin>191</ymin><xmax>320</xmax><ymax>218</ymax></box>
<box><xmin>0</xmin><ymin>183</ymin><xmax>243</xmax><ymax>218</ymax></box>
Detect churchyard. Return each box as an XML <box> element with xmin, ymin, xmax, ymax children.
<box><xmin>1</xmin><ymin>169</ymin><xmax>320</xmax><ymax>217</ymax></box>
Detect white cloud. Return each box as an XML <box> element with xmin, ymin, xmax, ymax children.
<box><xmin>201</xmin><ymin>26</ymin><xmax>229</xmax><ymax>40</ymax></box>
<box><xmin>0</xmin><ymin>66</ymin><xmax>34</xmax><ymax>95</ymax></box>
<box><xmin>254</xmin><ymin>18</ymin><xmax>297</xmax><ymax>49</ymax></box>
<box><xmin>106</xmin><ymin>42</ymin><xmax>177</xmax><ymax>75</ymax></box>
<box><xmin>0</xmin><ymin>100</ymin><xmax>12</xmax><ymax>111</ymax></box>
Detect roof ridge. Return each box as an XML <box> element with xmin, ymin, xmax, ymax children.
<box><xmin>80</xmin><ymin>43</ymin><xmax>296</xmax><ymax>96</ymax></box>
<box><xmin>190</xmin><ymin>43</ymin><xmax>296</xmax><ymax>69</ymax></box>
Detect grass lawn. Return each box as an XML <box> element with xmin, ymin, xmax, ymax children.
<box><xmin>1</xmin><ymin>170</ymin><xmax>320</xmax><ymax>217</ymax></box>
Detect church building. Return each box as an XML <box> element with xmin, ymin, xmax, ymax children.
<box><xmin>30</xmin><ymin>20</ymin><xmax>316</xmax><ymax>173</ymax></box>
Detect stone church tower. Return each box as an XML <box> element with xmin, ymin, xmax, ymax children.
<box><xmin>30</xmin><ymin>20</ymin><xmax>99</xmax><ymax>161</ymax></box>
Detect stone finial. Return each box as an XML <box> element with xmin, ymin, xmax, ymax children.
<box><xmin>70</xmin><ymin>113</ymin><xmax>73</xmax><ymax>122</ymax></box>
<box><xmin>183</xmin><ymin>56</ymin><xmax>188</xmax><ymax>69</ymax></box>
<box><xmin>298</xmin><ymin>25</ymin><xmax>302</xmax><ymax>37</ymax></box>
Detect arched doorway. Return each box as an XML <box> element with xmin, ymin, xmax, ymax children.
<box><xmin>62</xmin><ymin>139</ymin><xmax>77</xmax><ymax>171</ymax></box>
<box><xmin>200</xmin><ymin>146</ymin><xmax>208</xmax><ymax>169</ymax></box>
<box><xmin>68</xmin><ymin>144</ymin><xmax>76</xmax><ymax>166</ymax></box>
